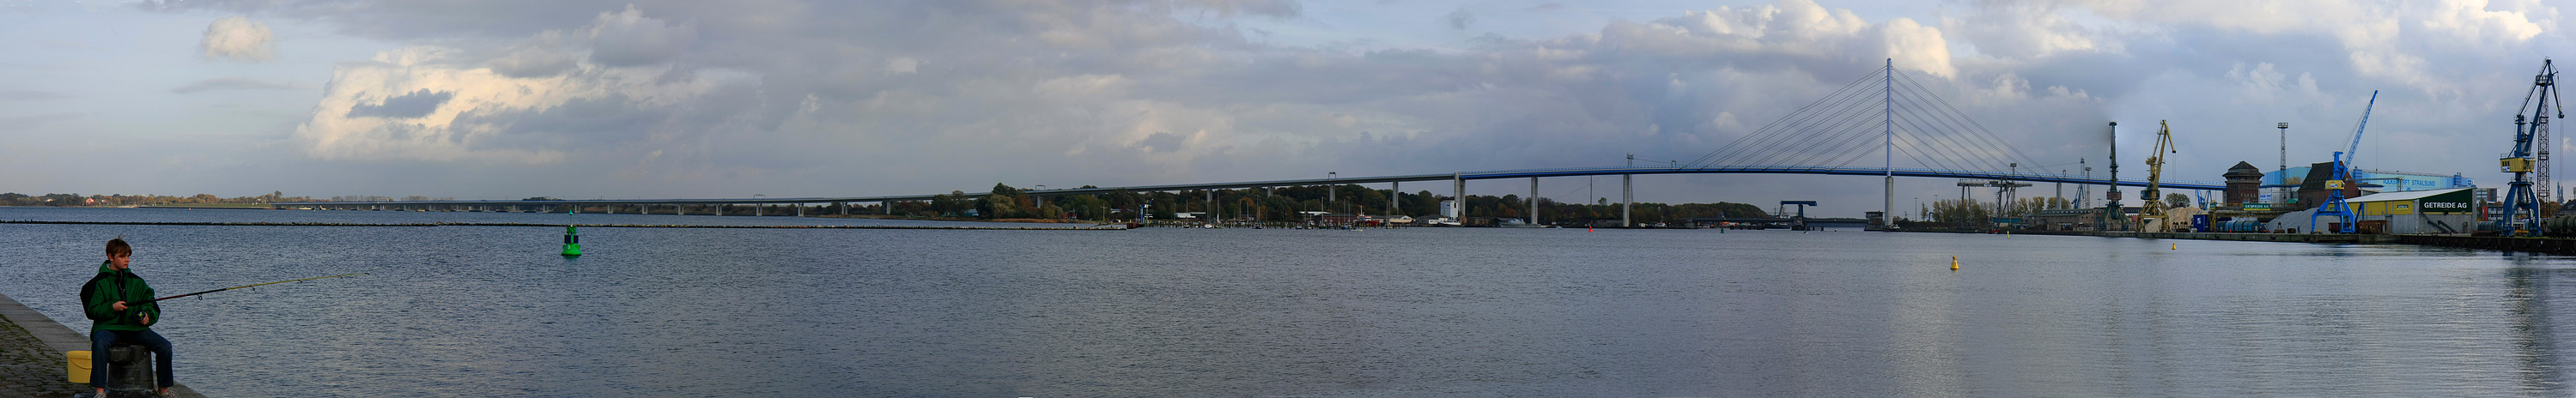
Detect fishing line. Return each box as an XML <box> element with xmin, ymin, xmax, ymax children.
<box><xmin>131</xmin><ymin>273</ymin><xmax>368</xmax><ymax>305</ymax></box>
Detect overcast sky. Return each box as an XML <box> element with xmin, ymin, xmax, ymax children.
<box><xmin>0</xmin><ymin>0</ymin><xmax>2567</xmax><ymax>216</ymax></box>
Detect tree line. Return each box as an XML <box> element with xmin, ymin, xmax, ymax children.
<box><xmin>1914</xmin><ymin>192</ymin><xmax>2195</xmax><ymax>228</ymax></box>
<box><xmin>0</xmin><ymin>191</ymin><xmax>335</xmax><ymax>206</ymax></box>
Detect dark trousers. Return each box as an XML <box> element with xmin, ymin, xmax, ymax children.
<box><xmin>89</xmin><ymin>329</ymin><xmax>173</xmax><ymax>391</ymax></box>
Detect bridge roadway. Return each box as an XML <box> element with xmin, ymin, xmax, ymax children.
<box><xmin>271</xmin><ymin>165</ymin><xmax>2225</xmax><ymax>209</ymax></box>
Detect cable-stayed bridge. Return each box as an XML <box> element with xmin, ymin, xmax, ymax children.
<box><xmin>280</xmin><ymin>60</ymin><xmax>2218</xmax><ymax>217</ymax></box>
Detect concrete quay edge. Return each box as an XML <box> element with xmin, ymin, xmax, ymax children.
<box><xmin>0</xmin><ymin>292</ymin><xmax>204</xmax><ymax>398</ymax></box>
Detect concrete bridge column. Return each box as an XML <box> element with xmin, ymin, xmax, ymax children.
<box><xmin>1622</xmin><ymin>173</ymin><xmax>1633</xmax><ymax>227</ymax></box>
<box><xmin>756</xmin><ymin>205</ymin><xmax>763</xmax><ymax>216</ymax></box>
<box><xmin>796</xmin><ymin>205</ymin><xmax>805</xmax><ymax>217</ymax></box>
<box><xmin>1451</xmin><ymin>173</ymin><xmax>1463</xmax><ymax>220</ymax></box>
<box><xmin>1530</xmin><ymin>177</ymin><xmax>1539</xmax><ymax>226</ymax></box>
<box><xmin>1390</xmin><ymin>181</ymin><xmax>1400</xmax><ymax>216</ymax></box>
<box><xmin>840</xmin><ymin>202</ymin><xmax>848</xmax><ymax>215</ymax></box>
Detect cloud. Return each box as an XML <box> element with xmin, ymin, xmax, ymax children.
<box><xmin>1134</xmin><ymin>131</ymin><xmax>1188</xmax><ymax>153</ymax></box>
<box><xmin>170</xmin><ymin>77</ymin><xmax>306</xmax><ymax>93</ymax></box>
<box><xmin>0</xmin><ymin>112</ymin><xmax>86</xmax><ymax>129</ymax></box>
<box><xmin>1446</xmin><ymin>8</ymin><xmax>1474</xmax><ymax>30</ymax></box>
<box><xmin>126</xmin><ymin>0</ymin><xmax>2575</xmax><ymax>208</ymax></box>
<box><xmin>488</xmin><ymin>31</ymin><xmax>580</xmax><ymax>78</ymax></box>
<box><xmin>199</xmin><ymin>15</ymin><xmax>276</xmax><ymax>62</ymax></box>
<box><xmin>582</xmin><ymin>5</ymin><xmax>696</xmax><ymax>67</ymax></box>
<box><xmin>346</xmin><ymin>88</ymin><xmax>457</xmax><ymax>118</ymax></box>
<box><xmin>0</xmin><ymin>90</ymin><xmax>70</xmax><ymax>100</ymax></box>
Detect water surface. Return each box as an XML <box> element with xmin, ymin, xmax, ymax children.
<box><xmin>0</xmin><ymin>208</ymin><xmax>2569</xmax><ymax>396</ymax></box>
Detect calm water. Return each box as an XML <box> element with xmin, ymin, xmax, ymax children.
<box><xmin>2</xmin><ymin>207</ymin><xmax>2573</xmax><ymax>396</ymax></box>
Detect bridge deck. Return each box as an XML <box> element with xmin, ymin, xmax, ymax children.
<box><xmin>275</xmin><ymin>166</ymin><xmax>2223</xmax><ymax>207</ymax></box>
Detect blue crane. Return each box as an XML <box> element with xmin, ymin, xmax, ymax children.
<box><xmin>2312</xmin><ymin>90</ymin><xmax>2377</xmax><ymax>234</ymax></box>
<box><xmin>2501</xmin><ymin>60</ymin><xmax>2563</xmax><ymax>237</ymax></box>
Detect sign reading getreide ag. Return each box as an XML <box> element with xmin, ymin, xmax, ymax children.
<box><xmin>2418</xmin><ymin>189</ymin><xmax>2475</xmax><ymax>213</ymax></box>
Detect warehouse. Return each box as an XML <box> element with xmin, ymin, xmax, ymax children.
<box><xmin>2348</xmin><ymin>187</ymin><xmax>2476</xmax><ymax>234</ymax></box>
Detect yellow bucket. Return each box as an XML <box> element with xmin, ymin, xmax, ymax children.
<box><xmin>66</xmin><ymin>351</ymin><xmax>91</xmax><ymax>384</ymax></box>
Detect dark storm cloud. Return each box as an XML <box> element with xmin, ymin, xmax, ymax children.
<box><xmin>346</xmin><ymin>88</ymin><xmax>454</xmax><ymax>118</ymax></box>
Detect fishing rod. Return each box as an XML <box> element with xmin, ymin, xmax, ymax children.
<box><xmin>130</xmin><ymin>273</ymin><xmax>368</xmax><ymax>305</ymax></box>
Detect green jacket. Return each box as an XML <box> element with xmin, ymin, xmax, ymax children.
<box><xmin>81</xmin><ymin>261</ymin><xmax>159</xmax><ymax>331</ymax></box>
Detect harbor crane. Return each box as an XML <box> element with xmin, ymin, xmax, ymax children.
<box><xmin>2140</xmin><ymin>120</ymin><xmax>2177</xmax><ymax>232</ymax></box>
<box><xmin>2502</xmin><ymin>60</ymin><xmax>2562</xmax><ymax>236</ymax></box>
<box><xmin>2312</xmin><ymin>90</ymin><xmax>2379</xmax><ymax>234</ymax></box>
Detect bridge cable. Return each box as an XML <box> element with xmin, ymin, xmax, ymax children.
<box><xmin>1887</xmin><ymin>98</ymin><xmax>1999</xmax><ymax>172</ymax></box>
<box><xmin>1686</xmin><ymin>70</ymin><xmax>1878</xmax><ymax>167</ymax></box>
<box><xmin>1687</xmin><ymin>69</ymin><xmax>1886</xmax><ymax>167</ymax></box>
<box><xmin>1712</xmin><ymin>93</ymin><xmax>1883</xmax><ymax>168</ymax></box>
<box><xmin>1896</xmin><ymin>71</ymin><xmax>2057</xmax><ymax>174</ymax></box>
<box><xmin>1748</xmin><ymin>102</ymin><xmax>1893</xmax><ymax>166</ymax></box>
<box><xmin>1886</xmin><ymin>81</ymin><xmax>2008</xmax><ymax>172</ymax></box>
<box><xmin>1886</xmin><ymin>81</ymin><xmax>2016</xmax><ymax>174</ymax></box>
<box><xmin>1806</xmin><ymin>116</ymin><xmax>1912</xmax><ymax>168</ymax></box>
<box><xmin>1707</xmin><ymin>81</ymin><xmax>1886</xmax><ymax>167</ymax></box>
<box><xmin>1692</xmin><ymin>69</ymin><xmax>1885</xmax><ymax>166</ymax></box>
<box><xmin>1892</xmin><ymin>111</ymin><xmax>1986</xmax><ymax>172</ymax></box>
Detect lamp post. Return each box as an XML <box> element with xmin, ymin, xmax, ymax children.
<box><xmin>2277</xmin><ymin>122</ymin><xmax>2289</xmax><ymax>175</ymax></box>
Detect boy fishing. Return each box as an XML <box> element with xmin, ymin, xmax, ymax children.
<box><xmin>82</xmin><ymin>238</ymin><xmax>173</xmax><ymax>397</ymax></box>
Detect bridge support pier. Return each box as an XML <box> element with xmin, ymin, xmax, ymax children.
<box><xmin>1622</xmin><ymin>173</ymin><xmax>1632</xmax><ymax>227</ymax></box>
<box><xmin>1390</xmin><ymin>182</ymin><xmax>1399</xmax><ymax>217</ymax></box>
<box><xmin>1451</xmin><ymin>174</ymin><xmax>1464</xmax><ymax>220</ymax></box>
<box><xmin>1529</xmin><ymin>177</ymin><xmax>1539</xmax><ymax>226</ymax></box>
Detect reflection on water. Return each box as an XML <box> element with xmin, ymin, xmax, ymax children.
<box><xmin>0</xmin><ymin>207</ymin><xmax>2571</xmax><ymax>395</ymax></box>
<box><xmin>2507</xmin><ymin>261</ymin><xmax>2570</xmax><ymax>395</ymax></box>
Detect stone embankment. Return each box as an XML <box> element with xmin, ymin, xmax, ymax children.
<box><xmin>0</xmin><ymin>292</ymin><xmax>204</xmax><ymax>398</ymax></box>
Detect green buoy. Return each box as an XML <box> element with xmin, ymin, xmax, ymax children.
<box><xmin>562</xmin><ymin>225</ymin><xmax>582</xmax><ymax>256</ymax></box>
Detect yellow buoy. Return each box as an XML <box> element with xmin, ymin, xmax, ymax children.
<box><xmin>1951</xmin><ymin>256</ymin><xmax>1959</xmax><ymax>270</ymax></box>
<box><xmin>2171</xmin><ymin>243</ymin><xmax>2178</xmax><ymax>250</ymax></box>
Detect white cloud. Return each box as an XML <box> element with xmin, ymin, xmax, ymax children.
<box><xmin>198</xmin><ymin>15</ymin><xmax>275</xmax><ymax>62</ymax></box>
<box><xmin>294</xmin><ymin>45</ymin><xmax>738</xmax><ymax>164</ymax></box>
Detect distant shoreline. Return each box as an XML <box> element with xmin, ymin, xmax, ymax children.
<box><xmin>12</xmin><ymin>205</ymin><xmax>1116</xmax><ymax>226</ymax></box>
<box><xmin>0</xmin><ymin>220</ymin><xmax>1124</xmax><ymax>230</ymax></box>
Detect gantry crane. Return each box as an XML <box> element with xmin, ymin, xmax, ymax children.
<box><xmin>2139</xmin><ymin>120</ymin><xmax>2177</xmax><ymax>232</ymax></box>
<box><xmin>2312</xmin><ymin>90</ymin><xmax>2379</xmax><ymax>234</ymax></box>
<box><xmin>2502</xmin><ymin>61</ymin><xmax>2562</xmax><ymax>237</ymax></box>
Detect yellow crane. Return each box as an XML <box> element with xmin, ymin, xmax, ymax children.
<box><xmin>2139</xmin><ymin>120</ymin><xmax>2178</xmax><ymax>232</ymax></box>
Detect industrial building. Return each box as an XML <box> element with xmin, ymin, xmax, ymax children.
<box><xmin>2257</xmin><ymin>164</ymin><xmax>2474</xmax><ymax>210</ymax></box>
<box><xmin>2346</xmin><ymin>188</ymin><xmax>2477</xmax><ymax>234</ymax></box>
<box><xmin>2265</xmin><ymin>187</ymin><xmax>2475</xmax><ymax>234</ymax></box>
<box><xmin>2257</xmin><ymin>164</ymin><xmax>2473</xmax><ymax>208</ymax></box>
